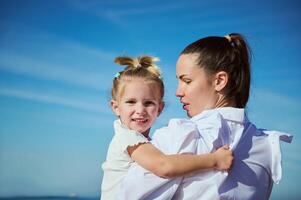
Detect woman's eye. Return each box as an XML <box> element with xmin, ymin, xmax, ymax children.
<box><xmin>183</xmin><ymin>79</ymin><xmax>191</xmax><ymax>84</ymax></box>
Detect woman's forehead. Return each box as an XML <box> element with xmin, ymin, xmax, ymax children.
<box><xmin>176</xmin><ymin>54</ymin><xmax>202</xmax><ymax>77</ymax></box>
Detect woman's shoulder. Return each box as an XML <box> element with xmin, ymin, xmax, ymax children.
<box><xmin>151</xmin><ymin>118</ymin><xmax>200</xmax><ymax>154</ymax></box>
<box><xmin>154</xmin><ymin>118</ymin><xmax>196</xmax><ymax>135</ymax></box>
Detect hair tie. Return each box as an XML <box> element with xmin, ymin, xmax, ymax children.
<box><xmin>114</xmin><ymin>72</ymin><xmax>121</xmax><ymax>79</ymax></box>
<box><xmin>225</xmin><ymin>35</ymin><xmax>232</xmax><ymax>43</ymax></box>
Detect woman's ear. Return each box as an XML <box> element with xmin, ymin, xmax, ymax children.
<box><xmin>110</xmin><ymin>100</ymin><xmax>120</xmax><ymax>116</ymax></box>
<box><xmin>158</xmin><ymin>101</ymin><xmax>165</xmax><ymax>116</ymax></box>
<box><xmin>214</xmin><ymin>71</ymin><xmax>228</xmax><ymax>92</ymax></box>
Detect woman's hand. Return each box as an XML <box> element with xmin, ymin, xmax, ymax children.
<box><xmin>213</xmin><ymin>145</ymin><xmax>233</xmax><ymax>171</ymax></box>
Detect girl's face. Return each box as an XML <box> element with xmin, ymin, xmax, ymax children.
<box><xmin>111</xmin><ymin>78</ymin><xmax>164</xmax><ymax>136</ymax></box>
<box><xmin>176</xmin><ymin>54</ymin><xmax>218</xmax><ymax>117</ymax></box>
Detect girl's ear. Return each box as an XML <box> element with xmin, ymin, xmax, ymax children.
<box><xmin>214</xmin><ymin>71</ymin><xmax>228</xmax><ymax>92</ymax></box>
<box><xmin>157</xmin><ymin>101</ymin><xmax>165</xmax><ymax>116</ymax></box>
<box><xmin>110</xmin><ymin>100</ymin><xmax>120</xmax><ymax>116</ymax></box>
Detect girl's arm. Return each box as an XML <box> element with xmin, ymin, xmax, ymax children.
<box><xmin>128</xmin><ymin>143</ymin><xmax>232</xmax><ymax>179</ymax></box>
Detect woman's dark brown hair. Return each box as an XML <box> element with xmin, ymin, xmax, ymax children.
<box><xmin>181</xmin><ymin>33</ymin><xmax>251</xmax><ymax>108</ymax></box>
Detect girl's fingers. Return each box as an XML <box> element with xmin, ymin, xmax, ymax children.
<box><xmin>223</xmin><ymin>145</ymin><xmax>229</xmax><ymax>149</ymax></box>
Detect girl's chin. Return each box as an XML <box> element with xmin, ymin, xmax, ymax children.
<box><xmin>132</xmin><ymin>126</ymin><xmax>150</xmax><ymax>134</ymax></box>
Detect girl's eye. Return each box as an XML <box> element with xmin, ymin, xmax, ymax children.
<box><xmin>144</xmin><ymin>101</ymin><xmax>156</xmax><ymax>106</ymax></box>
<box><xmin>125</xmin><ymin>100</ymin><xmax>136</xmax><ymax>104</ymax></box>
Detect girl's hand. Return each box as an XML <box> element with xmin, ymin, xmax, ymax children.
<box><xmin>213</xmin><ymin>145</ymin><xmax>233</xmax><ymax>171</ymax></box>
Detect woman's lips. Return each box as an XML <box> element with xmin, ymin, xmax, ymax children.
<box><xmin>180</xmin><ymin>99</ymin><xmax>189</xmax><ymax>111</ymax></box>
<box><xmin>182</xmin><ymin>103</ymin><xmax>189</xmax><ymax>111</ymax></box>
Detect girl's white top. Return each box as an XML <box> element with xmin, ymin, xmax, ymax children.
<box><xmin>101</xmin><ymin>120</ymin><xmax>149</xmax><ymax>200</ymax></box>
<box><xmin>117</xmin><ymin>107</ymin><xmax>292</xmax><ymax>200</ymax></box>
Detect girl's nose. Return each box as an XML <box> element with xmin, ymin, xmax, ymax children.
<box><xmin>135</xmin><ymin>103</ymin><xmax>146</xmax><ymax>114</ymax></box>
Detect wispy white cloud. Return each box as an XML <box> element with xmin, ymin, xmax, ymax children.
<box><xmin>0</xmin><ymin>52</ymin><xmax>109</xmax><ymax>91</ymax></box>
<box><xmin>70</xmin><ymin>0</ymin><xmax>184</xmax><ymax>15</ymax></box>
<box><xmin>57</xmin><ymin>39</ymin><xmax>116</xmax><ymax>62</ymax></box>
<box><xmin>0</xmin><ymin>87</ymin><xmax>110</xmax><ymax>114</ymax></box>
<box><xmin>67</xmin><ymin>0</ymin><xmax>198</xmax><ymax>27</ymax></box>
<box><xmin>250</xmin><ymin>88</ymin><xmax>300</xmax><ymax>111</ymax></box>
<box><xmin>0</xmin><ymin>22</ymin><xmax>119</xmax><ymax>115</ymax></box>
<box><xmin>0</xmin><ymin>26</ymin><xmax>120</xmax><ymax>91</ymax></box>
<box><xmin>69</xmin><ymin>0</ymin><xmax>301</xmax><ymax>37</ymax></box>
<box><xmin>67</xmin><ymin>0</ymin><xmax>230</xmax><ymax>31</ymax></box>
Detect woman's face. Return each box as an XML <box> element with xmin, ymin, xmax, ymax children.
<box><xmin>176</xmin><ymin>54</ymin><xmax>218</xmax><ymax>117</ymax></box>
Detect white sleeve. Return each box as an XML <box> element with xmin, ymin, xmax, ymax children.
<box><xmin>263</xmin><ymin>130</ymin><xmax>293</xmax><ymax>183</ymax></box>
<box><xmin>117</xmin><ymin>129</ymin><xmax>150</xmax><ymax>155</ymax></box>
<box><xmin>117</xmin><ymin>163</ymin><xmax>182</xmax><ymax>200</ymax></box>
<box><xmin>117</xmin><ymin>119</ymin><xmax>200</xmax><ymax>200</ymax></box>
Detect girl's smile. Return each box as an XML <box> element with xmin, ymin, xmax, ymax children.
<box><xmin>111</xmin><ymin>78</ymin><xmax>164</xmax><ymax>136</ymax></box>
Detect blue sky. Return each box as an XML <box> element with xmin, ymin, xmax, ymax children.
<box><xmin>0</xmin><ymin>0</ymin><xmax>300</xmax><ymax>199</ymax></box>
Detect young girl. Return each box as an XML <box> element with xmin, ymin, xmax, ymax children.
<box><xmin>101</xmin><ymin>56</ymin><xmax>233</xmax><ymax>200</ymax></box>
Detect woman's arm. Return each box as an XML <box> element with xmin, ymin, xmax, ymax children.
<box><xmin>128</xmin><ymin>143</ymin><xmax>232</xmax><ymax>179</ymax></box>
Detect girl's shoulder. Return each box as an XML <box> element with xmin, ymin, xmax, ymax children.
<box><xmin>113</xmin><ymin>120</ymin><xmax>149</xmax><ymax>154</ymax></box>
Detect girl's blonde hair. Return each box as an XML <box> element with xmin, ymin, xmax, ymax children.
<box><xmin>111</xmin><ymin>55</ymin><xmax>164</xmax><ymax>101</ymax></box>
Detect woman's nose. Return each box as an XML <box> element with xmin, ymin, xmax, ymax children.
<box><xmin>176</xmin><ymin>84</ymin><xmax>184</xmax><ymax>97</ymax></box>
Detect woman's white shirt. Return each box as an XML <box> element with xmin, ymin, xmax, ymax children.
<box><xmin>117</xmin><ymin>107</ymin><xmax>292</xmax><ymax>200</ymax></box>
<box><xmin>101</xmin><ymin>120</ymin><xmax>149</xmax><ymax>200</ymax></box>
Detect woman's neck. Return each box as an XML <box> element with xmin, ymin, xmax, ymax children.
<box><xmin>215</xmin><ymin>95</ymin><xmax>235</xmax><ymax>108</ymax></box>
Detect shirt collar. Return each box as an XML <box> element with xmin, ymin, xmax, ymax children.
<box><xmin>114</xmin><ymin>119</ymin><xmax>151</xmax><ymax>140</ymax></box>
<box><xmin>191</xmin><ymin>107</ymin><xmax>246</xmax><ymax>124</ymax></box>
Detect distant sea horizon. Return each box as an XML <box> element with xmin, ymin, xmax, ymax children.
<box><xmin>1</xmin><ymin>195</ymin><xmax>300</xmax><ymax>200</ymax></box>
<box><xmin>0</xmin><ymin>197</ymin><xmax>99</xmax><ymax>200</ymax></box>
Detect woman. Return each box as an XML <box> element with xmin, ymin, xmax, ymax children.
<box><xmin>115</xmin><ymin>33</ymin><xmax>292</xmax><ymax>200</ymax></box>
